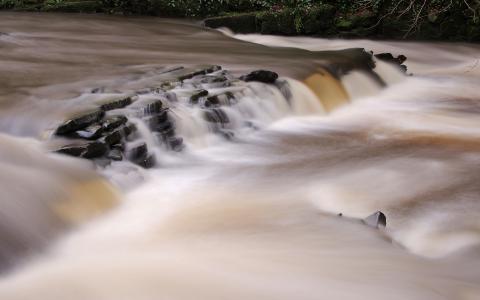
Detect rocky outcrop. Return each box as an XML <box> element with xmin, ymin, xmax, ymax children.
<box><xmin>240</xmin><ymin>70</ymin><xmax>278</xmax><ymax>84</ymax></box>
<box><xmin>52</xmin><ymin>65</ymin><xmax>256</xmax><ymax>168</ymax></box>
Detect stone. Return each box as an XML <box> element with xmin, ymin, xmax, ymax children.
<box><xmin>167</xmin><ymin>137</ymin><xmax>184</xmax><ymax>152</ymax></box>
<box><xmin>56</xmin><ymin>142</ymin><xmax>108</xmax><ymax>159</ymax></box>
<box><xmin>99</xmin><ymin>96</ymin><xmax>132</xmax><ymax>111</ymax></box>
<box><xmin>189</xmin><ymin>90</ymin><xmax>209</xmax><ymax>104</ymax></box>
<box><xmin>142</xmin><ymin>100</ymin><xmax>163</xmax><ymax>116</ymax></box>
<box><xmin>146</xmin><ymin>111</ymin><xmax>169</xmax><ymax>130</ymax></box>
<box><xmin>374</xmin><ymin>53</ymin><xmax>408</xmax><ymax>72</ymax></box>
<box><xmin>136</xmin><ymin>154</ymin><xmax>156</xmax><ymax>169</ymax></box>
<box><xmin>107</xmin><ymin>149</ymin><xmax>123</xmax><ymax>161</ymax></box>
<box><xmin>363</xmin><ymin>211</ymin><xmax>387</xmax><ymax>229</ymax></box>
<box><xmin>122</xmin><ymin>123</ymin><xmax>137</xmax><ymax>137</ymax></box>
<box><xmin>240</xmin><ymin>70</ymin><xmax>278</xmax><ymax>84</ymax></box>
<box><xmin>102</xmin><ymin>115</ymin><xmax>128</xmax><ymax>131</ymax></box>
<box><xmin>203</xmin><ymin>108</ymin><xmax>229</xmax><ymax>124</ymax></box>
<box><xmin>55</xmin><ymin>110</ymin><xmax>105</xmax><ymax>135</ymax></box>
<box><xmin>128</xmin><ymin>142</ymin><xmax>148</xmax><ymax>161</ymax></box>
<box><xmin>102</xmin><ymin>129</ymin><xmax>123</xmax><ymax>146</ymax></box>
<box><xmin>73</xmin><ymin>123</ymin><xmax>104</xmax><ymax>140</ymax></box>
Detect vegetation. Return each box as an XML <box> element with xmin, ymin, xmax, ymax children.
<box><xmin>1</xmin><ymin>0</ymin><xmax>479</xmax><ymax>41</ymax></box>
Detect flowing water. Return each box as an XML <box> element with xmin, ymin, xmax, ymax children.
<box><xmin>1</xmin><ymin>12</ymin><xmax>480</xmax><ymax>300</ymax></box>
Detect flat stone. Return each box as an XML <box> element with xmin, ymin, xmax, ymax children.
<box><xmin>102</xmin><ymin>115</ymin><xmax>128</xmax><ymax>131</ymax></box>
<box><xmin>56</xmin><ymin>142</ymin><xmax>108</xmax><ymax>159</ymax></box>
<box><xmin>240</xmin><ymin>70</ymin><xmax>278</xmax><ymax>84</ymax></box>
<box><xmin>73</xmin><ymin>123</ymin><xmax>104</xmax><ymax>140</ymax></box>
<box><xmin>55</xmin><ymin>110</ymin><xmax>105</xmax><ymax>135</ymax></box>
<box><xmin>98</xmin><ymin>96</ymin><xmax>133</xmax><ymax>111</ymax></box>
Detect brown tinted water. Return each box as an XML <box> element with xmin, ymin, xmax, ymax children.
<box><xmin>0</xmin><ymin>12</ymin><xmax>480</xmax><ymax>300</ymax></box>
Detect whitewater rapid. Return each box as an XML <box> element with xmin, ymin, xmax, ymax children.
<box><xmin>0</xmin><ymin>12</ymin><xmax>480</xmax><ymax>300</ymax></box>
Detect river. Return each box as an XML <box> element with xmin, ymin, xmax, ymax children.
<box><xmin>0</xmin><ymin>12</ymin><xmax>480</xmax><ymax>300</ymax></box>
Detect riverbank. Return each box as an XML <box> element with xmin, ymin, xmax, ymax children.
<box><xmin>1</xmin><ymin>1</ymin><xmax>479</xmax><ymax>40</ymax></box>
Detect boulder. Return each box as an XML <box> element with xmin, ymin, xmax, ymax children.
<box><xmin>240</xmin><ymin>70</ymin><xmax>278</xmax><ymax>84</ymax></box>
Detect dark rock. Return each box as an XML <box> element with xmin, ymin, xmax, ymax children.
<box><xmin>136</xmin><ymin>154</ymin><xmax>156</xmax><ymax>169</ymax></box>
<box><xmin>102</xmin><ymin>129</ymin><xmax>123</xmax><ymax>146</ymax></box>
<box><xmin>73</xmin><ymin>123</ymin><xmax>104</xmax><ymax>140</ymax></box>
<box><xmin>102</xmin><ymin>115</ymin><xmax>128</xmax><ymax>131</ymax></box>
<box><xmin>99</xmin><ymin>96</ymin><xmax>132</xmax><ymax>111</ymax></box>
<box><xmin>240</xmin><ymin>70</ymin><xmax>278</xmax><ymax>84</ymax></box>
<box><xmin>167</xmin><ymin>137</ymin><xmax>184</xmax><ymax>152</ymax></box>
<box><xmin>190</xmin><ymin>90</ymin><xmax>209</xmax><ymax>104</ymax></box>
<box><xmin>363</xmin><ymin>211</ymin><xmax>387</xmax><ymax>229</ymax></box>
<box><xmin>56</xmin><ymin>142</ymin><xmax>108</xmax><ymax>159</ymax></box>
<box><xmin>205</xmin><ymin>91</ymin><xmax>235</xmax><ymax>107</ymax></box>
<box><xmin>374</xmin><ymin>53</ymin><xmax>408</xmax><ymax>72</ymax></box>
<box><xmin>111</xmin><ymin>143</ymin><xmax>125</xmax><ymax>152</ymax></box>
<box><xmin>107</xmin><ymin>149</ymin><xmax>123</xmax><ymax>161</ymax></box>
<box><xmin>55</xmin><ymin>110</ymin><xmax>105</xmax><ymax>135</ymax></box>
<box><xmin>127</xmin><ymin>142</ymin><xmax>156</xmax><ymax>168</ymax></box>
<box><xmin>146</xmin><ymin>110</ymin><xmax>169</xmax><ymax>130</ymax></box>
<box><xmin>128</xmin><ymin>142</ymin><xmax>148</xmax><ymax>161</ymax></box>
<box><xmin>203</xmin><ymin>108</ymin><xmax>229</xmax><ymax>124</ymax></box>
<box><xmin>122</xmin><ymin>123</ymin><xmax>137</xmax><ymax>137</ymax></box>
<box><xmin>178</xmin><ymin>66</ymin><xmax>222</xmax><ymax>81</ymax></box>
<box><xmin>218</xmin><ymin>129</ymin><xmax>235</xmax><ymax>140</ymax></box>
<box><xmin>142</xmin><ymin>100</ymin><xmax>163</xmax><ymax>116</ymax></box>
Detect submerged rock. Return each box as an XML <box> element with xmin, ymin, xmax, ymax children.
<box><xmin>55</xmin><ymin>110</ymin><xmax>105</xmax><ymax>135</ymax></box>
<box><xmin>240</xmin><ymin>70</ymin><xmax>278</xmax><ymax>84</ymax></box>
<box><xmin>203</xmin><ymin>108</ymin><xmax>229</xmax><ymax>124</ymax></box>
<box><xmin>363</xmin><ymin>211</ymin><xmax>387</xmax><ymax>229</ymax></box>
<box><xmin>107</xmin><ymin>149</ymin><xmax>123</xmax><ymax>161</ymax></box>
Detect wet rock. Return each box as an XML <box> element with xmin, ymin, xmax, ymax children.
<box><xmin>122</xmin><ymin>123</ymin><xmax>137</xmax><ymax>137</ymax></box>
<box><xmin>363</xmin><ymin>211</ymin><xmax>387</xmax><ymax>229</ymax></box>
<box><xmin>102</xmin><ymin>129</ymin><xmax>123</xmax><ymax>146</ymax></box>
<box><xmin>72</xmin><ymin>123</ymin><xmax>104</xmax><ymax>140</ymax></box>
<box><xmin>128</xmin><ymin>142</ymin><xmax>148</xmax><ymax>161</ymax></box>
<box><xmin>99</xmin><ymin>96</ymin><xmax>133</xmax><ymax>111</ymax></box>
<box><xmin>111</xmin><ymin>143</ymin><xmax>125</xmax><ymax>152</ymax></box>
<box><xmin>240</xmin><ymin>70</ymin><xmax>278</xmax><ymax>84</ymax></box>
<box><xmin>107</xmin><ymin>149</ymin><xmax>123</xmax><ymax>161</ymax></box>
<box><xmin>142</xmin><ymin>100</ymin><xmax>163</xmax><ymax>116</ymax></box>
<box><xmin>146</xmin><ymin>110</ymin><xmax>169</xmax><ymax>131</ymax></box>
<box><xmin>374</xmin><ymin>53</ymin><xmax>408</xmax><ymax>72</ymax></box>
<box><xmin>189</xmin><ymin>90</ymin><xmax>209</xmax><ymax>104</ymax></box>
<box><xmin>56</xmin><ymin>142</ymin><xmax>108</xmax><ymax>159</ymax></box>
<box><xmin>275</xmin><ymin>79</ymin><xmax>293</xmax><ymax>103</ymax></box>
<box><xmin>218</xmin><ymin>129</ymin><xmax>235</xmax><ymax>140</ymax></box>
<box><xmin>167</xmin><ymin>137</ymin><xmax>184</xmax><ymax>152</ymax></box>
<box><xmin>203</xmin><ymin>108</ymin><xmax>229</xmax><ymax>124</ymax></box>
<box><xmin>136</xmin><ymin>154</ymin><xmax>156</xmax><ymax>169</ymax></box>
<box><xmin>178</xmin><ymin>66</ymin><xmax>222</xmax><ymax>81</ymax></box>
<box><xmin>55</xmin><ymin>110</ymin><xmax>105</xmax><ymax>135</ymax></box>
<box><xmin>127</xmin><ymin>142</ymin><xmax>155</xmax><ymax>168</ymax></box>
<box><xmin>102</xmin><ymin>115</ymin><xmax>128</xmax><ymax>131</ymax></box>
<box><xmin>204</xmin><ymin>91</ymin><xmax>235</xmax><ymax>107</ymax></box>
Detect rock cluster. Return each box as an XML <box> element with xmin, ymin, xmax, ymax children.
<box><xmin>52</xmin><ymin>66</ymin><xmax>280</xmax><ymax>168</ymax></box>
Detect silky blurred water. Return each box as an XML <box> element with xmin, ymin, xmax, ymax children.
<box><xmin>0</xmin><ymin>12</ymin><xmax>480</xmax><ymax>300</ymax></box>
